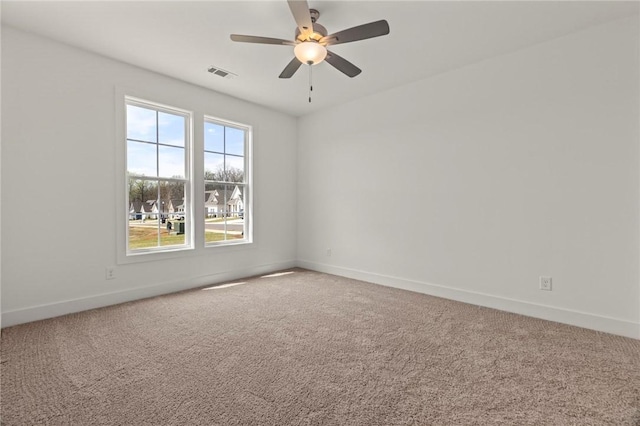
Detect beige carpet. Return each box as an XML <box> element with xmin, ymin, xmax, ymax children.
<box><xmin>1</xmin><ymin>269</ymin><xmax>639</xmax><ymax>425</ymax></box>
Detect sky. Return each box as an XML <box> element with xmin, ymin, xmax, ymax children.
<box><xmin>127</xmin><ymin>104</ymin><xmax>245</xmax><ymax>178</ymax></box>
<box><xmin>205</xmin><ymin>122</ymin><xmax>245</xmax><ymax>174</ymax></box>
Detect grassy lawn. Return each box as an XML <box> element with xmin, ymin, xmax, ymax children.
<box><xmin>129</xmin><ymin>225</ymin><xmax>242</xmax><ymax>249</ymax></box>
<box><xmin>205</xmin><ymin>231</ymin><xmax>243</xmax><ymax>243</ymax></box>
<box><xmin>128</xmin><ymin>226</ymin><xmax>185</xmax><ymax>249</ymax></box>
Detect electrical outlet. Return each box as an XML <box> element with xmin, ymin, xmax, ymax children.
<box><xmin>106</xmin><ymin>267</ymin><xmax>116</xmax><ymax>280</ymax></box>
<box><xmin>326</xmin><ymin>248</ymin><xmax>332</xmax><ymax>257</ymax></box>
<box><xmin>539</xmin><ymin>276</ymin><xmax>552</xmax><ymax>291</ymax></box>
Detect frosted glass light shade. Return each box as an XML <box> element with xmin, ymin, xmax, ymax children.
<box><xmin>294</xmin><ymin>42</ymin><xmax>327</xmax><ymax>65</ymax></box>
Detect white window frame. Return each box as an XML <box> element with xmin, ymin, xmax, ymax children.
<box><xmin>204</xmin><ymin>116</ymin><xmax>252</xmax><ymax>248</ymax></box>
<box><xmin>121</xmin><ymin>95</ymin><xmax>194</xmax><ymax>258</ymax></box>
<box><xmin>115</xmin><ymin>88</ymin><xmax>254</xmax><ymax>265</ymax></box>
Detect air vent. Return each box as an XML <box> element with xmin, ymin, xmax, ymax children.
<box><xmin>207</xmin><ymin>66</ymin><xmax>237</xmax><ymax>79</ymax></box>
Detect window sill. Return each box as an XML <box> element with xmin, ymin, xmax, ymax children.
<box><xmin>117</xmin><ymin>240</ymin><xmax>256</xmax><ymax>265</ymax></box>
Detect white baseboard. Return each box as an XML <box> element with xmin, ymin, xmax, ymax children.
<box><xmin>1</xmin><ymin>260</ymin><xmax>297</xmax><ymax>328</ymax></box>
<box><xmin>297</xmin><ymin>260</ymin><xmax>640</xmax><ymax>340</ymax></box>
<box><xmin>4</xmin><ymin>259</ymin><xmax>638</xmax><ymax>340</ymax></box>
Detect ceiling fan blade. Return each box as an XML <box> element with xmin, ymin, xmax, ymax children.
<box><xmin>287</xmin><ymin>0</ymin><xmax>313</xmax><ymax>39</ymax></box>
<box><xmin>279</xmin><ymin>57</ymin><xmax>303</xmax><ymax>78</ymax></box>
<box><xmin>230</xmin><ymin>34</ymin><xmax>296</xmax><ymax>46</ymax></box>
<box><xmin>320</xmin><ymin>20</ymin><xmax>390</xmax><ymax>46</ymax></box>
<box><xmin>325</xmin><ymin>51</ymin><xmax>361</xmax><ymax>78</ymax></box>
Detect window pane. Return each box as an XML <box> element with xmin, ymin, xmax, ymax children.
<box><xmin>204</xmin><ymin>152</ymin><xmax>224</xmax><ymax>179</ymax></box>
<box><xmin>225</xmin><ymin>155</ymin><xmax>244</xmax><ymax>182</ymax></box>
<box><xmin>128</xmin><ymin>178</ymin><xmax>159</xmax><ymax>250</ymax></box>
<box><xmin>128</xmin><ymin>178</ymin><xmax>188</xmax><ymax>251</ymax></box>
<box><xmin>204</xmin><ymin>122</ymin><xmax>224</xmax><ymax>152</ymax></box>
<box><xmin>127</xmin><ymin>105</ymin><xmax>157</xmax><ymax>142</ymax></box>
<box><xmin>162</xmin><ymin>181</ymin><xmax>186</xmax><ymax>247</ymax></box>
<box><xmin>204</xmin><ymin>186</ymin><xmax>226</xmax><ymax>244</ymax></box>
<box><xmin>225</xmin><ymin>184</ymin><xmax>245</xmax><ymax>241</ymax></box>
<box><xmin>204</xmin><ymin>184</ymin><xmax>245</xmax><ymax>244</ymax></box>
<box><xmin>166</xmin><ymin>181</ymin><xmax>186</xmax><ymax>218</ymax></box>
<box><xmin>225</xmin><ymin>127</ymin><xmax>244</xmax><ymax>155</ymax></box>
<box><xmin>158</xmin><ymin>112</ymin><xmax>185</xmax><ymax>147</ymax></box>
<box><xmin>127</xmin><ymin>141</ymin><xmax>157</xmax><ymax>176</ymax></box>
<box><xmin>159</xmin><ymin>145</ymin><xmax>185</xmax><ymax>178</ymax></box>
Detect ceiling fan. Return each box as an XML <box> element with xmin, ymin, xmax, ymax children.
<box><xmin>230</xmin><ymin>0</ymin><xmax>390</xmax><ymax>79</ymax></box>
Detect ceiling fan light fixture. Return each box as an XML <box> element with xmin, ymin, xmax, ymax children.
<box><xmin>294</xmin><ymin>41</ymin><xmax>327</xmax><ymax>65</ymax></box>
<box><xmin>230</xmin><ymin>1</ymin><xmax>390</xmax><ymax>81</ymax></box>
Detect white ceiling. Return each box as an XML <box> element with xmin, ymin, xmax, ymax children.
<box><xmin>2</xmin><ymin>1</ymin><xmax>638</xmax><ymax>117</ymax></box>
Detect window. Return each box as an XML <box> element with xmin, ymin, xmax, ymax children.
<box><xmin>121</xmin><ymin>94</ymin><xmax>252</xmax><ymax>259</ymax></box>
<box><xmin>126</xmin><ymin>98</ymin><xmax>191</xmax><ymax>253</ymax></box>
<box><xmin>204</xmin><ymin>118</ymin><xmax>250</xmax><ymax>246</ymax></box>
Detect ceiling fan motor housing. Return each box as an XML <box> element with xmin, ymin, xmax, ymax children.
<box><xmin>295</xmin><ymin>9</ymin><xmax>327</xmax><ymax>42</ymax></box>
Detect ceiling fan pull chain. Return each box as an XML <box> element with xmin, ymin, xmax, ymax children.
<box><xmin>308</xmin><ymin>63</ymin><xmax>313</xmax><ymax>103</ymax></box>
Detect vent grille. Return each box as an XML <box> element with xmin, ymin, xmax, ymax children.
<box><xmin>207</xmin><ymin>66</ymin><xmax>237</xmax><ymax>79</ymax></box>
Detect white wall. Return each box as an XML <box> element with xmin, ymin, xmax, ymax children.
<box><xmin>1</xmin><ymin>27</ymin><xmax>298</xmax><ymax>326</ymax></box>
<box><xmin>297</xmin><ymin>17</ymin><xmax>640</xmax><ymax>338</ymax></box>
